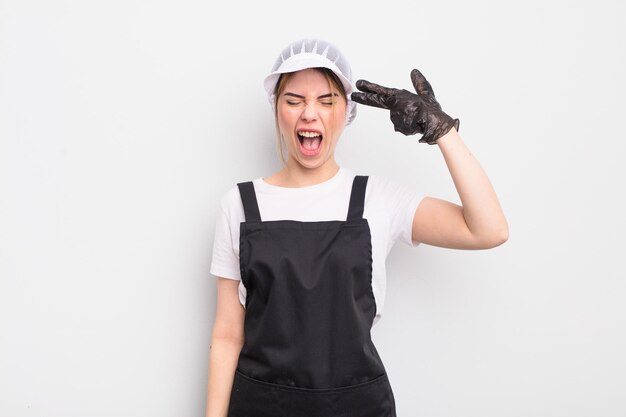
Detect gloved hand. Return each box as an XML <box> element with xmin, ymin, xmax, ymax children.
<box><xmin>351</xmin><ymin>69</ymin><xmax>460</xmax><ymax>145</ymax></box>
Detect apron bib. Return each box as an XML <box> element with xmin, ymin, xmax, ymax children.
<box><xmin>229</xmin><ymin>176</ymin><xmax>396</xmax><ymax>417</ymax></box>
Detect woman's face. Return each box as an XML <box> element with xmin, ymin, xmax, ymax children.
<box><xmin>276</xmin><ymin>68</ymin><xmax>347</xmax><ymax>171</ymax></box>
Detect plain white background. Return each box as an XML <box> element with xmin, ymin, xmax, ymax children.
<box><xmin>1</xmin><ymin>0</ymin><xmax>625</xmax><ymax>416</ymax></box>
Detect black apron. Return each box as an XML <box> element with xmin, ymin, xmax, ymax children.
<box><xmin>228</xmin><ymin>175</ymin><xmax>397</xmax><ymax>417</ymax></box>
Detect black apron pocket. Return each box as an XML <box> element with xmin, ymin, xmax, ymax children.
<box><xmin>228</xmin><ymin>371</ymin><xmax>396</xmax><ymax>417</ymax></box>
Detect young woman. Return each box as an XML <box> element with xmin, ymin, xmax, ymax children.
<box><xmin>206</xmin><ymin>38</ymin><xmax>508</xmax><ymax>417</ymax></box>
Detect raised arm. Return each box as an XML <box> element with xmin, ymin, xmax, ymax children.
<box><xmin>352</xmin><ymin>69</ymin><xmax>508</xmax><ymax>250</ymax></box>
<box><xmin>205</xmin><ymin>278</ymin><xmax>245</xmax><ymax>417</ymax></box>
<box><xmin>412</xmin><ymin>127</ymin><xmax>508</xmax><ymax>249</ymax></box>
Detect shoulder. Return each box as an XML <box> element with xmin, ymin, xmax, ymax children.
<box><xmin>365</xmin><ymin>174</ymin><xmax>410</xmax><ymax>198</ymax></box>
<box><xmin>219</xmin><ymin>184</ymin><xmax>241</xmax><ymax>207</ymax></box>
<box><xmin>217</xmin><ymin>183</ymin><xmax>246</xmax><ymax>223</ymax></box>
<box><xmin>364</xmin><ymin>174</ymin><xmax>425</xmax><ymax>215</ymax></box>
<box><xmin>219</xmin><ymin>175</ymin><xmax>263</xmax><ymax>208</ymax></box>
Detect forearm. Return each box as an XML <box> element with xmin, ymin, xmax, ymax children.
<box><xmin>205</xmin><ymin>336</ymin><xmax>243</xmax><ymax>417</ymax></box>
<box><xmin>436</xmin><ymin>128</ymin><xmax>509</xmax><ymax>245</ymax></box>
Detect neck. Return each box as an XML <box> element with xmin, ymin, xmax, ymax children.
<box><xmin>277</xmin><ymin>159</ymin><xmax>340</xmax><ymax>188</ymax></box>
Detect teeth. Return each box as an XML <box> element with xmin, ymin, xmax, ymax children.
<box><xmin>298</xmin><ymin>131</ymin><xmax>321</xmax><ymax>138</ymax></box>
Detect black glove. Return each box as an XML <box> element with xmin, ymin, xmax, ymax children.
<box><xmin>351</xmin><ymin>69</ymin><xmax>459</xmax><ymax>145</ymax></box>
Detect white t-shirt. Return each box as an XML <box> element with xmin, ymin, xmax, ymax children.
<box><xmin>210</xmin><ymin>167</ymin><xmax>424</xmax><ymax>323</ymax></box>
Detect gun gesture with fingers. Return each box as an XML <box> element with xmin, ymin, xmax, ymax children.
<box><xmin>351</xmin><ymin>69</ymin><xmax>459</xmax><ymax>145</ymax></box>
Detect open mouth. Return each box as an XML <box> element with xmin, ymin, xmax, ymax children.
<box><xmin>297</xmin><ymin>130</ymin><xmax>323</xmax><ymax>156</ymax></box>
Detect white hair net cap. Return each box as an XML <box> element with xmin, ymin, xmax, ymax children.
<box><xmin>264</xmin><ymin>38</ymin><xmax>357</xmax><ymax>126</ymax></box>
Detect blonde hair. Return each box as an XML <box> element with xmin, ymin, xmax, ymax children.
<box><xmin>273</xmin><ymin>68</ymin><xmax>348</xmax><ymax>164</ymax></box>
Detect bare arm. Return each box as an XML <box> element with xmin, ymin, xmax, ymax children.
<box><xmin>351</xmin><ymin>69</ymin><xmax>508</xmax><ymax>250</ymax></box>
<box><xmin>205</xmin><ymin>278</ymin><xmax>245</xmax><ymax>417</ymax></box>
<box><xmin>412</xmin><ymin>128</ymin><xmax>509</xmax><ymax>249</ymax></box>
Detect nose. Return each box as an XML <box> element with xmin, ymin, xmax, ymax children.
<box><xmin>300</xmin><ymin>101</ymin><xmax>318</xmax><ymax>122</ymax></box>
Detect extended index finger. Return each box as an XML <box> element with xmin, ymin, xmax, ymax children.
<box><xmin>351</xmin><ymin>92</ymin><xmax>389</xmax><ymax>109</ymax></box>
<box><xmin>355</xmin><ymin>79</ymin><xmax>399</xmax><ymax>96</ymax></box>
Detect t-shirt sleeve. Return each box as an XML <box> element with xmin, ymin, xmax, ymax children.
<box><xmin>209</xmin><ymin>193</ymin><xmax>242</xmax><ymax>281</ymax></box>
<box><xmin>374</xmin><ymin>175</ymin><xmax>425</xmax><ymax>248</ymax></box>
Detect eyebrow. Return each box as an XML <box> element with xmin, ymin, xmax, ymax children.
<box><xmin>283</xmin><ymin>92</ymin><xmax>338</xmax><ymax>99</ymax></box>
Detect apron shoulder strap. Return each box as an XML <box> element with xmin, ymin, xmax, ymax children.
<box><xmin>237</xmin><ymin>181</ymin><xmax>261</xmax><ymax>222</ymax></box>
<box><xmin>347</xmin><ymin>175</ymin><xmax>369</xmax><ymax>221</ymax></box>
